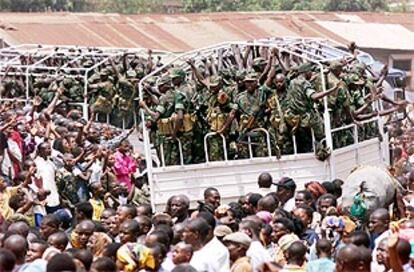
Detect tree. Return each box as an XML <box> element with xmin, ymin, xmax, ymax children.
<box><xmin>324</xmin><ymin>0</ymin><xmax>369</xmax><ymax>11</ymax></box>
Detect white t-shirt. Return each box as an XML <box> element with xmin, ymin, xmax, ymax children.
<box><xmin>190</xmin><ymin>236</ymin><xmax>230</xmax><ymax>272</ymax></box>
<box><xmin>283</xmin><ymin>197</ymin><xmax>296</xmax><ymax>212</ymax></box>
<box><xmin>34</xmin><ymin>156</ymin><xmax>60</xmax><ymax>207</ymax></box>
<box><xmin>247</xmin><ymin>240</ymin><xmax>272</xmax><ymax>270</ymax></box>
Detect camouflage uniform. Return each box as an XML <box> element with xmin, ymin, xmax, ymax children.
<box><xmin>113</xmin><ymin>70</ymin><xmax>137</xmax><ymax>127</ymax></box>
<box><xmin>236</xmin><ymin>73</ymin><xmax>269</xmax><ymax>159</ymax></box>
<box><xmin>326</xmin><ymin>62</ymin><xmax>353</xmax><ymax>148</ymax></box>
<box><xmin>205</xmin><ymin>76</ymin><xmax>238</xmax><ymax>161</ymax></box>
<box><xmin>61</xmin><ymin>77</ymin><xmax>84</xmax><ymax>102</ymax></box>
<box><xmin>90</xmin><ymin>69</ymin><xmax>114</xmax><ymax>115</ymax></box>
<box><xmin>266</xmin><ymin>87</ymin><xmax>290</xmax><ymax>156</ymax></box>
<box><xmin>153</xmin><ymin>77</ymin><xmax>180</xmax><ymax>166</ymax></box>
<box><xmin>171</xmin><ymin>69</ymin><xmax>195</xmax><ymax>165</ymax></box>
<box><xmin>1</xmin><ymin>77</ymin><xmax>24</xmax><ymax>98</ymax></box>
<box><xmin>285</xmin><ymin>64</ymin><xmax>326</xmax><ymax>156</ymax></box>
<box><xmin>56</xmin><ymin>167</ymin><xmax>79</xmax><ymax>207</ymax></box>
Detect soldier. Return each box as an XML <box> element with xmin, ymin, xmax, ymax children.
<box><xmin>59</xmin><ymin>76</ymin><xmax>84</xmax><ymax>103</ymax></box>
<box><xmin>285</xmin><ymin>62</ymin><xmax>340</xmax><ymax>160</ymax></box>
<box><xmin>266</xmin><ymin>71</ymin><xmax>292</xmax><ymax>156</ymax></box>
<box><xmin>236</xmin><ymin>72</ymin><xmax>270</xmax><ymax>159</ymax></box>
<box><xmin>170</xmin><ymin>68</ymin><xmax>196</xmax><ymax>165</ymax></box>
<box><xmin>139</xmin><ymin>76</ymin><xmax>178</xmax><ymax>166</ymax></box>
<box><xmin>89</xmin><ymin>69</ymin><xmax>114</xmax><ymax>116</ymax></box>
<box><xmin>205</xmin><ymin>75</ymin><xmax>237</xmax><ymax>161</ymax></box>
<box><xmin>0</xmin><ymin>70</ymin><xmax>25</xmax><ymax>99</ymax></box>
<box><xmin>326</xmin><ymin>61</ymin><xmax>354</xmax><ymax>148</ymax></box>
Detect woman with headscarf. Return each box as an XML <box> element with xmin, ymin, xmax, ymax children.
<box><xmin>87</xmin><ymin>232</ymin><xmax>113</xmax><ymax>259</ymax></box>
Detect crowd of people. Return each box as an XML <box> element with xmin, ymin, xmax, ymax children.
<box><xmin>1</xmin><ymin>162</ymin><xmax>414</xmax><ymax>272</ymax></box>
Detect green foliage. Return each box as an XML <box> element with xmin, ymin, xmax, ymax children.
<box><xmin>0</xmin><ymin>0</ymin><xmax>391</xmax><ymax>13</ymax></box>
<box><xmin>0</xmin><ymin>0</ymin><xmax>89</xmax><ymax>11</ymax></box>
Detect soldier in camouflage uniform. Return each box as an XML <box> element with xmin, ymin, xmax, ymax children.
<box><xmin>113</xmin><ymin>69</ymin><xmax>138</xmax><ymax>127</ymax></box>
<box><xmin>56</xmin><ymin>153</ymin><xmax>79</xmax><ymax>209</ymax></box>
<box><xmin>139</xmin><ymin>76</ymin><xmax>179</xmax><ymax>166</ymax></box>
<box><xmin>205</xmin><ymin>75</ymin><xmax>238</xmax><ymax>161</ymax></box>
<box><xmin>266</xmin><ymin>71</ymin><xmax>292</xmax><ymax>156</ymax></box>
<box><xmin>285</xmin><ymin>63</ymin><xmax>340</xmax><ymax>160</ymax></box>
<box><xmin>170</xmin><ymin>68</ymin><xmax>195</xmax><ymax>165</ymax></box>
<box><xmin>32</xmin><ymin>75</ymin><xmax>55</xmax><ymax>106</ymax></box>
<box><xmin>89</xmin><ymin>69</ymin><xmax>114</xmax><ymax>116</ymax></box>
<box><xmin>59</xmin><ymin>76</ymin><xmax>84</xmax><ymax>102</ymax></box>
<box><xmin>326</xmin><ymin>61</ymin><xmax>354</xmax><ymax>148</ymax></box>
<box><xmin>0</xmin><ymin>74</ymin><xmax>25</xmax><ymax>98</ymax></box>
<box><xmin>236</xmin><ymin>72</ymin><xmax>270</xmax><ymax>159</ymax></box>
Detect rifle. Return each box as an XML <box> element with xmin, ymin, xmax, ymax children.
<box><xmin>237</xmin><ymin>106</ymin><xmax>266</xmax><ymax>142</ymax></box>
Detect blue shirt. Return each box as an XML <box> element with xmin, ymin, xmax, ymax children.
<box><xmin>306</xmin><ymin>257</ymin><xmax>335</xmax><ymax>272</ymax></box>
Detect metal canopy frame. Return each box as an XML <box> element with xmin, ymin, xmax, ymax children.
<box><xmin>0</xmin><ymin>44</ymin><xmax>176</xmax><ymax>122</ymax></box>
<box><xmin>138</xmin><ymin>37</ymin><xmax>386</xmax><ymax>210</ymax></box>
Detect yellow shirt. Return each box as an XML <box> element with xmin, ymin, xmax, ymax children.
<box><xmin>89</xmin><ymin>198</ymin><xmax>104</xmax><ymax>221</ymax></box>
<box><xmin>0</xmin><ymin>186</ymin><xmax>19</xmax><ymax>220</ymax></box>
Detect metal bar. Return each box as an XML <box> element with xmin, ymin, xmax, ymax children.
<box><xmin>160</xmin><ymin>140</ymin><xmax>166</xmax><ymax>167</ymax></box>
<box><xmin>251</xmin><ymin>128</ymin><xmax>272</xmax><ymax>157</ymax></box>
<box><xmin>247</xmin><ymin>135</ymin><xmax>253</xmax><ymax>159</ymax></box>
<box><xmin>204</xmin><ymin>132</ymin><xmax>228</xmax><ymax>162</ymax></box>
<box><xmin>177</xmin><ymin>138</ymin><xmax>184</xmax><ymax>166</ymax></box>
<box><xmin>292</xmin><ymin>135</ymin><xmax>298</xmax><ymax>155</ymax></box>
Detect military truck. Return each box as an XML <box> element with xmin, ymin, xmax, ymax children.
<box><xmin>138</xmin><ymin>37</ymin><xmax>405</xmax><ymax>211</ymax></box>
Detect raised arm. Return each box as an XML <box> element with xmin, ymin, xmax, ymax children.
<box><xmin>311</xmin><ymin>82</ymin><xmax>340</xmax><ymax>101</ymax></box>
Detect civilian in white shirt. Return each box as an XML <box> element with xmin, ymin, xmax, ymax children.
<box><xmin>240</xmin><ymin>217</ymin><xmax>271</xmax><ymax>270</ymax></box>
<box><xmin>184</xmin><ymin>216</ymin><xmax>230</xmax><ymax>272</ymax></box>
<box><xmin>275</xmin><ymin>177</ymin><xmax>297</xmax><ymax>212</ymax></box>
<box><xmin>34</xmin><ymin>142</ymin><xmax>61</xmax><ymax>214</ymax></box>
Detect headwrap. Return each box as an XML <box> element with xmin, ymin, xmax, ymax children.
<box><xmin>304</xmin><ymin>181</ymin><xmax>327</xmax><ymax>199</ymax></box>
<box><xmin>256</xmin><ymin>211</ymin><xmax>273</xmax><ymax>225</ymax></box>
<box><xmin>89</xmin><ymin>232</ymin><xmax>112</xmax><ymax>258</ymax></box>
<box><xmin>116</xmin><ymin>243</ymin><xmax>155</xmax><ymax>272</ymax></box>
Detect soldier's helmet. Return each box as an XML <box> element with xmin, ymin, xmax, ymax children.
<box><xmin>126</xmin><ymin>70</ymin><xmax>137</xmax><ymax>79</ymax></box>
<box><xmin>235</xmin><ymin>70</ymin><xmax>247</xmax><ymax>82</ymax></box>
<box><xmin>298</xmin><ymin>62</ymin><xmax>314</xmax><ymax>73</ymax></box>
<box><xmin>209</xmin><ymin>75</ymin><xmax>223</xmax><ymax>88</ymax></box>
<box><xmin>354</xmin><ymin>63</ymin><xmax>367</xmax><ymax>74</ymax></box>
<box><xmin>83</xmin><ymin>60</ymin><xmax>94</xmax><ymax>68</ymax></box>
<box><xmin>100</xmin><ymin>68</ymin><xmax>110</xmax><ymax>77</ymax></box>
<box><xmin>253</xmin><ymin>57</ymin><xmax>267</xmax><ymax>67</ymax></box>
<box><xmin>157</xmin><ymin>76</ymin><xmax>171</xmax><ymax>87</ymax></box>
<box><xmin>169</xmin><ymin>68</ymin><xmax>186</xmax><ymax>79</ymax></box>
<box><xmin>347</xmin><ymin>74</ymin><xmax>365</xmax><ymax>85</ymax></box>
<box><xmin>243</xmin><ymin>72</ymin><xmax>258</xmax><ymax>82</ymax></box>
<box><xmin>135</xmin><ymin>67</ymin><xmax>145</xmax><ymax>79</ymax></box>
<box><xmin>62</xmin><ymin>77</ymin><xmax>73</xmax><ymax>87</ymax></box>
<box><xmin>329</xmin><ymin>60</ymin><xmax>344</xmax><ymax>71</ymax></box>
